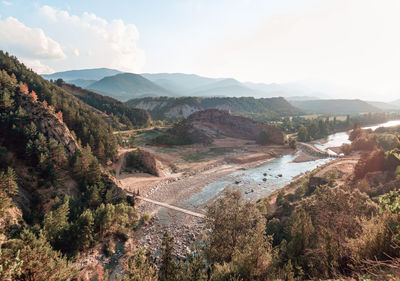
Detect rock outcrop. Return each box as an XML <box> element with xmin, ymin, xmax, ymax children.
<box><xmin>187</xmin><ymin>109</ymin><xmax>285</xmax><ymax>144</ymax></box>
<box><xmin>127</xmin><ymin>149</ymin><xmax>173</xmax><ymax>177</ymax></box>
<box><xmin>17</xmin><ymin>92</ymin><xmax>80</xmax><ymax>157</ymax></box>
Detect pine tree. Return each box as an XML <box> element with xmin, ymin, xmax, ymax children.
<box><xmin>43</xmin><ymin>198</ymin><xmax>70</xmax><ymax>246</ymax></box>
<box><xmin>122</xmin><ymin>248</ymin><xmax>158</xmax><ymax>281</ymax></box>
<box><xmin>0</xmin><ymin>167</ymin><xmax>18</xmax><ymax>196</ymax></box>
<box><xmin>74</xmin><ymin>209</ymin><xmax>94</xmax><ymax>251</ymax></box>
<box><xmin>297</xmin><ymin>125</ymin><xmax>309</xmax><ymax>142</ymax></box>
<box><xmin>159</xmin><ymin>232</ymin><xmax>181</xmax><ymax>281</ymax></box>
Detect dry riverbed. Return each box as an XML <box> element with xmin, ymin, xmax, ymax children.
<box><xmin>115</xmin><ymin>138</ymin><xmax>294</xmax><ymax>256</ymax></box>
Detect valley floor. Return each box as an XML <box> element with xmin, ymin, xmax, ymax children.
<box><xmin>113</xmin><ymin>137</ymin><xmax>294</xmax><ymax>256</ymax></box>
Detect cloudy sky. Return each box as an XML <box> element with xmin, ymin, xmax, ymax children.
<box><xmin>1</xmin><ymin>0</ymin><xmax>399</xmax><ymax>101</ymax></box>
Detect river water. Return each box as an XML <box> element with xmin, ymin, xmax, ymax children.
<box><xmin>177</xmin><ymin>119</ymin><xmax>400</xmax><ymax>212</ymax></box>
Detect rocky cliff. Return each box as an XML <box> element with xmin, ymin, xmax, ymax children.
<box><xmin>17</xmin><ymin>92</ymin><xmax>80</xmax><ymax>156</ymax></box>
<box><xmin>187</xmin><ymin>109</ymin><xmax>285</xmax><ymax>144</ymax></box>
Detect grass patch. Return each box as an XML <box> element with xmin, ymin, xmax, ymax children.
<box><xmin>134</xmin><ymin>129</ymin><xmax>165</xmax><ymax>146</ymax></box>
<box><xmin>182</xmin><ymin>147</ymin><xmax>235</xmax><ymax>162</ymax></box>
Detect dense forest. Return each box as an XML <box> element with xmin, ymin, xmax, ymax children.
<box><xmin>0</xmin><ymin>51</ymin><xmax>138</xmax><ymax>280</ymax></box>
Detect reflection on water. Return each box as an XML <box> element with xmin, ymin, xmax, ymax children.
<box><xmin>312</xmin><ymin>131</ymin><xmax>350</xmax><ymax>153</ymax></box>
<box><xmin>363</xmin><ymin>120</ymin><xmax>400</xmax><ymax>131</ymax></box>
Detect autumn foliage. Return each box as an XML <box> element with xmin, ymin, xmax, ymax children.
<box><xmin>19</xmin><ymin>82</ymin><xmax>29</xmax><ymax>94</ymax></box>
<box><xmin>30</xmin><ymin>90</ymin><xmax>38</xmax><ymax>101</ymax></box>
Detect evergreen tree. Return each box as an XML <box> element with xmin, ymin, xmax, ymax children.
<box><xmin>0</xmin><ymin>167</ymin><xmax>18</xmax><ymax>196</ymax></box>
<box><xmin>43</xmin><ymin>198</ymin><xmax>70</xmax><ymax>247</ymax></box>
<box><xmin>159</xmin><ymin>232</ymin><xmax>181</xmax><ymax>281</ymax></box>
<box><xmin>74</xmin><ymin>209</ymin><xmax>94</xmax><ymax>251</ymax></box>
<box><xmin>121</xmin><ymin>248</ymin><xmax>157</xmax><ymax>281</ymax></box>
<box><xmin>297</xmin><ymin>125</ymin><xmax>309</xmax><ymax>142</ymax></box>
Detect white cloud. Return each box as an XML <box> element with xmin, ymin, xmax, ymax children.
<box><xmin>2</xmin><ymin>1</ymin><xmax>12</xmax><ymax>6</ymax></box>
<box><xmin>38</xmin><ymin>5</ymin><xmax>145</xmax><ymax>72</ymax></box>
<box><xmin>20</xmin><ymin>58</ymin><xmax>55</xmax><ymax>74</ymax></box>
<box><xmin>0</xmin><ymin>17</ymin><xmax>66</xmax><ymax>60</ymax></box>
<box><xmin>72</xmin><ymin>48</ymin><xmax>80</xmax><ymax>57</ymax></box>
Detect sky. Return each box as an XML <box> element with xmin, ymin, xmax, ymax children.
<box><xmin>0</xmin><ymin>0</ymin><xmax>400</xmax><ymax>101</ymax></box>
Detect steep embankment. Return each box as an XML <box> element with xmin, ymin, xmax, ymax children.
<box><xmin>126</xmin><ymin>96</ymin><xmax>300</xmax><ymax>120</ymax></box>
<box><xmin>154</xmin><ymin>109</ymin><xmax>286</xmax><ymax>145</ymax></box>
<box><xmin>188</xmin><ymin>109</ymin><xmax>286</xmax><ymax>144</ymax></box>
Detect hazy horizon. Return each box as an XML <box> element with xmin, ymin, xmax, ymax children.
<box><xmin>1</xmin><ymin>0</ymin><xmax>400</xmax><ymax>101</ymax></box>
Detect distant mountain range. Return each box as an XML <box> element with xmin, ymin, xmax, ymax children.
<box><xmin>41</xmin><ymin>68</ymin><xmax>400</xmax><ymax>112</ymax></box>
<box><xmin>42</xmin><ymin>68</ymin><xmax>122</xmax><ymax>81</ymax></box>
<box><xmin>42</xmin><ymin>68</ymin><xmax>331</xmax><ymax>101</ymax></box>
<box><xmin>87</xmin><ymin>73</ymin><xmax>175</xmax><ymax>101</ymax></box>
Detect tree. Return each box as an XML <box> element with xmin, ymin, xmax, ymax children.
<box><xmin>0</xmin><ymin>237</ymin><xmax>23</xmax><ymax>281</ymax></box>
<box><xmin>74</xmin><ymin>209</ymin><xmax>94</xmax><ymax>251</ymax></box>
<box><xmin>0</xmin><ymin>167</ymin><xmax>18</xmax><ymax>196</ymax></box>
<box><xmin>48</xmin><ymin>139</ymin><xmax>67</xmax><ymax>170</ymax></box>
<box><xmin>205</xmin><ymin>189</ymin><xmax>271</xmax><ymax>265</ymax></box>
<box><xmin>30</xmin><ymin>90</ymin><xmax>38</xmax><ymax>101</ymax></box>
<box><xmin>159</xmin><ymin>232</ymin><xmax>181</xmax><ymax>281</ymax></box>
<box><xmin>182</xmin><ymin>247</ymin><xmax>208</xmax><ymax>281</ymax></box>
<box><xmin>14</xmin><ymin>229</ymin><xmax>78</xmax><ymax>280</ymax></box>
<box><xmin>18</xmin><ymin>82</ymin><xmax>29</xmax><ymax>94</ymax></box>
<box><xmin>297</xmin><ymin>125</ymin><xmax>309</xmax><ymax>142</ymax></box>
<box><xmin>288</xmin><ymin>137</ymin><xmax>297</xmax><ymax>149</ymax></box>
<box><xmin>43</xmin><ymin>198</ymin><xmax>70</xmax><ymax>248</ymax></box>
<box><xmin>121</xmin><ymin>248</ymin><xmax>157</xmax><ymax>281</ymax></box>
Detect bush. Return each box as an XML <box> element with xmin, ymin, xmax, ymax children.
<box><xmin>140</xmin><ymin>213</ymin><xmax>151</xmax><ymax>225</ymax></box>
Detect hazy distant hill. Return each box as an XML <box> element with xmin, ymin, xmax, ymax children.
<box><xmin>286</xmin><ymin>96</ymin><xmax>321</xmax><ymax>101</ymax></box>
<box><xmin>68</xmin><ymin>79</ymin><xmax>97</xmax><ymax>88</ymax></box>
<box><xmin>186</xmin><ymin>78</ymin><xmax>259</xmax><ymax>97</ymax></box>
<box><xmin>126</xmin><ymin>96</ymin><xmax>300</xmax><ymax>120</ymax></box>
<box><xmin>88</xmin><ymin>73</ymin><xmax>176</xmax><ymax>101</ymax></box>
<box><xmin>141</xmin><ymin>73</ymin><xmax>219</xmax><ymax>93</ymax></box>
<box><xmin>142</xmin><ymin>73</ymin><xmax>313</xmax><ymax>98</ymax></box>
<box><xmin>43</xmin><ymin>68</ymin><xmax>348</xmax><ymax>100</ymax></box>
<box><xmin>366</xmin><ymin>101</ymin><xmax>400</xmax><ymax>111</ymax></box>
<box><xmin>290</xmin><ymin>99</ymin><xmax>382</xmax><ymax>114</ymax></box>
<box><xmin>42</xmin><ymin>68</ymin><xmax>122</xmax><ymax>81</ymax></box>
<box><xmin>393</xmin><ymin>99</ymin><xmax>400</xmax><ymax>106</ymax></box>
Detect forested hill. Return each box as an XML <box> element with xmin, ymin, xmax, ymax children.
<box><xmin>0</xmin><ymin>51</ymin><xmax>138</xmax><ymax>279</ymax></box>
<box><xmin>59</xmin><ymin>81</ymin><xmax>152</xmax><ymax>129</ymax></box>
<box><xmin>0</xmin><ymin>52</ymin><xmax>118</xmax><ymax>163</ymax></box>
<box><xmin>290</xmin><ymin>99</ymin><xmax>382</xmax><ymax>114</ymax></box>
<box><xmin>126</xmin><ymin>96</ymin><xmax>301</xmax><ymax>121</ymax></box>
<box><xmin>88</xmin><ymin>72</ymin><xmax>175</xmax><ymax>101</ymax></box>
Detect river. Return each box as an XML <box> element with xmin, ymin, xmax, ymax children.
<box><xmin>176</xmin><ymin>119</ymin><xmax>400</xmax><ymax>212</ymax></box>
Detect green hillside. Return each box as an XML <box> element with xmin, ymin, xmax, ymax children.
<box><xmin>88</xmin><ymin>73</ymin><xmax>176</xmax><ymax>101</ymax></box>
<box><xmin>60</xmin><ymin>81</ymin><xmax>152</xmax><ymax>128</ymax></box>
